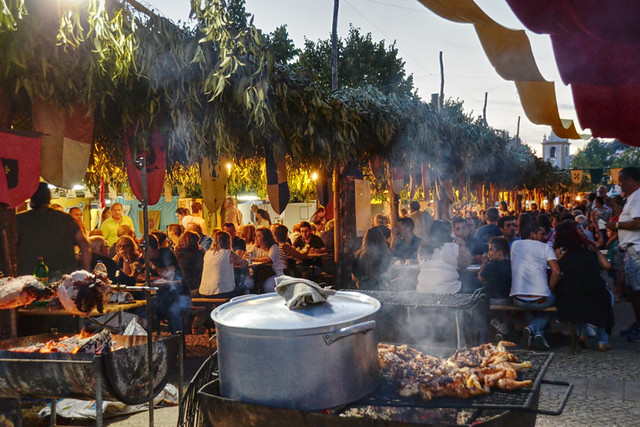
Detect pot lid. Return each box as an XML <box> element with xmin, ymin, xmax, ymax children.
<box><xmin>211</xmin><ymin>291</ymin><xmax>380</xmax><ymax>333</ymax></box>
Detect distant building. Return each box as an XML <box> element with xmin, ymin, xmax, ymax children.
<box><xmin>542</xmin><ymin>131</ymin><xmax>571</xmax><ymax>169</ymax></box>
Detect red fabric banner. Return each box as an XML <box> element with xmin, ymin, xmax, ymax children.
<box><xmin>0</xmin><ymin>130</ymin><xmax>41</xmax><ymax>208</ymax></box>
<box><xmin>124</xmin><ymin>128</ymin><xmax>167</xmax><ymax>206</ymax></box>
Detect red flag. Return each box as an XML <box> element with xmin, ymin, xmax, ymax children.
<box><xmin>99</xmin><ymin>177</ymin><xmax>105</xmax><ymax>209</ymax></box>
<box><xmin>0</xmin><ymin>130</ymin><xmax>41</xmax><ymax>208</ymax></box>
<box><xmin>125</xmin><ymin>128</ymin><xmax>166</xmax><ymax>205</ymax></box>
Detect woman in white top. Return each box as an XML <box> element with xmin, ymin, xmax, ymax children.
<box><xmin>254</xmin><ymin>227</ymin><xmax>285</xmax><ymax>293</ymax></box>
<box><xmin>199</xmin><ymin>230</ymin><xmax>247</xmax><ymax>298</ymax></box>
<box><xmin>417</xmin><ymin>220</ymin><xmax>472</xmax><ymax>294</ymax></box>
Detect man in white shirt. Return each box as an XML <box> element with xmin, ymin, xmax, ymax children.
<box><xmin>606</xmin><ymin>167</ymin><xmax>640</xmax><ymax>342</ymax></box>
<box><xmin>510</xmin><ymin>222</ymin><xmax>561</xmax><ymax>350</ymax></box>
<box><xmin>408</xmin><ymin>201</ymin><xmax>432</xmax><ymax>241</ymax></box>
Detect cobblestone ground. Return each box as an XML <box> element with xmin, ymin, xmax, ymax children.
<box><xmin>106</xmin><ymin>301</ymin><xmax>640</xmax><ymax>426</ymax></box>
<box><xmin>535</xmin><ymin>299</ymin><xmax>640</xmax><ymax>426</ymax></box>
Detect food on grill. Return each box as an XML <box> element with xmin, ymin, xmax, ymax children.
<box><xmin>55</xmin><ymin>270</ymin><xmax>112</xmax><ymax>314</ymax></box>
<box><xmin>378</xmin><ymin>341</ymin><xmax>533</xmax><ymax>401</ymax></box>
<box><xmin>9</xmin><ymin>329</ymin><xmax>112</xmax><ymax>354</ymax></box>
<box><xmin>0</xmin><ymin>276</ymin><xmax>56</xmax><ymax>309</ymax></box>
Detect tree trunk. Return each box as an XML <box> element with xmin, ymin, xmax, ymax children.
<box><xmin>333</xmin><ymin>164</ymin><xmax>359</xmax><ymax>288</ymax></box>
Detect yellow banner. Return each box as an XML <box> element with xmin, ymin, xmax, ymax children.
<box><xmin>570</xmin><ymin>169</ymin><xmax>583</xmax><ymax>184</ymax></box>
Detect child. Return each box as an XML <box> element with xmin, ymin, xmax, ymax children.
<box><xmin>478</xmin><ymin>237</ymin><xmax>512</xmax><ymax>338</ymax></box>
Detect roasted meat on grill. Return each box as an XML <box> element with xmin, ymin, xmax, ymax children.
<box><xmin>378</xmin><ymin>341</ymin><xmax>533</xmax><ymax>402</ymax></box>
<box><xmin>0</xmin><ymin>276</ymin><xmax>55</xmax><ymax>309</ymax></box>
<box><xmin>55</xmin><ymin>270</ymin><xmax>112</xmax><ymax>314</ymax></box>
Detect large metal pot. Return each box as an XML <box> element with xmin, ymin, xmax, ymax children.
<box><xmin>210</xmin><ymin>291</ymin><xmax>380</xmax><ymax>411</ymax></box>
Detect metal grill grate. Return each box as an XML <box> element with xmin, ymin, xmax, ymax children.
<box><xmin>356</xmin><ymin>290</ymin><xmax>482</xmax><ymax>309</ymax></box>
<box><xmin>351</xmin><ymin>350</ymin><xmax>552</xmax><ymax>411</ymax></box>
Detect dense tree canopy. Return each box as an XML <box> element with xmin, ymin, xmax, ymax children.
<box><xmin>0</xmin><ymin>0</ymin><xmax>567</xmax><ymax>203</ymax></box>
<box><xmin>571</xmin><ymin>138</ymin><xmax>640</xmax><ymax>169</ymax></box>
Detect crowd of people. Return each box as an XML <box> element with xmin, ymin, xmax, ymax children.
<box><xmin>350</xmin><ymin>167</ymin><xmax>640</xmax><ymax>352</ymax></box>
<box><xmin>15</xmin><ymin>167</ymin><xmax>640</xmax><ymax>346</ymax></box>
<box><xmin>16</xmin><ymin>187</ymin><xmax>333</xmax><ymax>334</ymax></box>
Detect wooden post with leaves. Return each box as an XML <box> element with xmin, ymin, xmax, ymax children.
<box><xmin>0</xmin><ymin>205</ymin><xmax>18</xmax><ymax>338</ymax></box>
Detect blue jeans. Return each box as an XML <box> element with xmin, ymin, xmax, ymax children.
<box><xmin>577</xmin><ymin>324</ymin><xmax>609</xmax><ymax>345</ymax></box>
<box><xmin>512</xmin><ymin>294</ymin><xmax>556</xmax><ymax>336</ymax></box>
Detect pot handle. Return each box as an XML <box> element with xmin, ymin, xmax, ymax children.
<box><xmin>323</xmin><ymin>320</ymin><xmax>376</xmax><ymax>345</ymax></box>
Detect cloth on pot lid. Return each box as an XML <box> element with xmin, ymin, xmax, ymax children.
<box><xmin>275</xmin><ymin>275</ymin><xmax>336</xmax><ymax>309</ymax></box>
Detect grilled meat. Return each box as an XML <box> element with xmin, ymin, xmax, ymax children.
<box><xmin>0</xmin><ymin>276</ymin><xmax>55</xmax><ymax>309</ymax></box>
<box><xmin>378</xmin><ymin>341</ymin><xmax>533</xmax><ymax>402</ymax></box>
<box><xmin>55</xmin><ymin>270</ymin><xmax>112</xmax><ymax>314</ymax></box>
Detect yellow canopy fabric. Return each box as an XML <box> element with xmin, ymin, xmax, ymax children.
<box><xmin>417</xmin><ymin>0</ymin><xmax>588</xmax><ymax>140</ymax></box>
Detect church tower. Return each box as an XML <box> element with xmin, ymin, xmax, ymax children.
<box><xmin>541</xmin><ymin>131</ymin><xmax>571</xmax><ymax>169</ymax></box>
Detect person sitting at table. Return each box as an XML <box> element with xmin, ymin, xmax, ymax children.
<box><xmin>108</xmin><ymin>224</ymin><xmax>137</xmax><ymax>257</ymax></box>
<box><xmin>241</xmin><ymin>224</ymin><xmax>267</xmax><ymax>259</ymax></box>
<box><xmin>186</xmin><ymin>222</ymin><xmax>212</xmax><ymax>251</ymax></box>
<box><xmin>174</xmin><ymin>231</ymin><xmax>204</xmax><ymax>296</ymax></box>
<box><xmin>89</xmin><ymin>235</ymin><xmax>135</xmax><ymax>285</ymax></box>
<box><xmin>199</xmin><ymin>231</ymin><xmax>248</xmax><ymax>299</ymax></box>
<box><xmin>151</xmin><ymin>230</ymin><xmax>169</xmax><ymax>248</ymax></box>
<box><xmin>113</xmin><ymin>235</ymin><xmax>145</xmax><ymax>280</ymax></box>
<box><xmin>478</xmin><ymin>236</ymin><xmax>512</xmax><ymax>338</ymax></box>
<box><xmin>273</xmin><ymin>224</ymin><xmax>307</xmax><ymax>276</ymax></box>
<box><xmin>390</xmin><ymin>217</ymin><xmax>422</xmax><ymax>261</ymax></box>
<box><xmin>222</xmin><ymin>222</ymin><xmax>247</xmax><ymax>254</ymax></box>
<box><xmin>553</xmin><ymin>221</ymin><xmax>614</xmax><ymax>351</ymax></box>
<box><xmin>167</xmin><ymin>223</ymin><xmax>184</xmax><ymax>250</ymax></box>
<box><xmin>146</xmin><ymin>234</ymin><xmax>191</xmax><ymax>334</ymax></box>
<box><xmin>416</xmin><ymin>220</ymin><xmax>472</xmax><ymax>294</ymax></box>
<box><xmin>351</xmin><ymin>226</ymin><xmax>392</xmax><ymax>290</ymax></box>
<box><xmin>254</xmin><ymin>227</ymin><xmax>285</xmax><ymax>293</ymax></box>
<box><xmin>292</xmin><ymin>221</ymin><xmax>327</xmax><ymax>280</ymax></box>
<box><xmin>371</xmin><ymin>214</ymin><xmax>391</xmax><ymax>243</ymax></box>
<box><xmin>255</xmin><ymin>208</ymin><xmax>271</xmax><ymax>228</ymax></box>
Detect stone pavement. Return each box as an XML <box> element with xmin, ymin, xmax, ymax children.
<box><xmin>105</xmin><ymin>301</ymin><xmax>640</xmax><ymax>426</ymax></box>
<box><xmin>536</xmin><ymin>299</ymin><xmax>640</xmax><ymax>426</ymax></box>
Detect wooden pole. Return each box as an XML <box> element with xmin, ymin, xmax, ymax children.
<box><xmin>331</xmin><ymin>0</ymin><xmax>339</xmax><ymax>92</ymax></box>
<box><xmin>516</xmin><ymin>116</ymin><xmax>521</xmax><ymax>143</ymax></box>
<box><xmin>0</xmin><ymin>205</ymin><xmax>18</xmax><ymax>339</ymax></box>
<box><xmin>483</xmin><ymin>92</ymin><xmax>488</xmax><ymax>125</ymax></box>
<box><xmin>439</xmin><ymin>51</ymin><xmax>445</xmax><ymax>110</ymax></box>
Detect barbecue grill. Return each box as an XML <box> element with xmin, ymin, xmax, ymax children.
<box><xmin>356</xmin><ymin>290</ymin><xmax>490</xmax><ymax>348</ymax></box>
<box><xmin>0</xmin><ymin>333</ymin><xmax>178</xmax><ymax>425</ymax></box>
<box><xmin>193</xmin><ymin>347</ymin><xmax>571</xmax><ymax>427</ymax></box>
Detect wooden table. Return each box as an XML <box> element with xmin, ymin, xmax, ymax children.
<box><xmin>19</xmin><ymin>301</ymin><xmax>147</xmax><ymax>332</ymax></box>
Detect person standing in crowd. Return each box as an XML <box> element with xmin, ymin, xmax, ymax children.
<box><xmin>101</xmin><ymin>202</ymin><xmax>134</xmax><ymax>246</ymax></box>
<box><xmin>390</xmin><ymin>217</ymin><xmax>422</xmax><ymax>261</ymax></box>
<box><xmin>553</xmin><ymin>221</ymin><xmax>614</xmax><ymax>351</ymax></box>
<box><xmin>607</xmin><ymin>167</ymin><xmax>640</xmax><ymax>342</ymax></box>
<box><xmin>510</xmin><ymin>222</ymin><xmax>562</xmax><ymax>351</ymax></box>
<box><xmin>175</xmin><ymin>207</ymin><xmax>188</xmax><ymax>225</ymax></box>
<box><xmin>185</xmin><ymin>201</ymin><xmax>207</xmax><ymax>234</ymax></box>
<box><xmin>498</xmin><ymin>215</ymin><xmax>519</xmax><ymax>247</ymax></box>
<box><xmin>474</xmin><ymin>207</ymin><xmax>502</xmax><ymax>254</ymax></box>
<box><xmin>222</xmin><ymin>197</ymin><xmax>243</xmax><ymax>228</ymax></box>
<box><xmin>351</xmin><ymin>227</ymin><xmax>392</xmax><ymax>290</ymax></box>
<box><xmin>409</xmin><ymin>201</ymin><xmax>432</xmax><ymax>241</ymax></box>
<box><xmin>97</xmin><ymin>206</ymin><xmax>111</xmax><ymax>229</ymax></box>
<box><xmin>416</xmin><ymin>220</ymin><xmax>472</xmax><ymax>293</ymax></box>
<box><xmin>17</xmin><ymin>183</ymin><xmax>90</xmax><ymax>278</ymax></box>
<box><xmin>69</xmin><ymin>207</ymin><xmax>88</xmax><ymax>238</ymax></box>
<box><xmin>371</xmin><ymin>214</ymin><xmax>391</xmax><ymax>242</ymax></box>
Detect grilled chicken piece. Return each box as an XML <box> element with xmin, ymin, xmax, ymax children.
<box><xmin>496</xmin><ymin>378</ymin><xmax>533</xmax><ymax>390</ymax></box>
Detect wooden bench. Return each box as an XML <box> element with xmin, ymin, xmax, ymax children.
<box><xmin>490</xmin><ymin>304</ymin><xmax>578</xmax><ymax>353</ymax></box>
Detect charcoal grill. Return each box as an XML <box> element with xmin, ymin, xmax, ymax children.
<box><xmin>0</xmin><ymin>333</ymin><xmax>178</xmax><ymax>425</ymax></box>
<box><xmin>193</xmin><ymin>347</ymin><xmax>571</xmax><ymax>427</ymax></box>
<box><xmin>356</xmin><ymin>290</ymin><xmax>490</xmax><ymax>348</ymax></box>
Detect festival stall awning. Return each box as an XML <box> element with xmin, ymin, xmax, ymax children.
<box><xmin>506</xmin><ymin>0</ymin><xmax>640</xmax><ymax>147</ymax></box>
<box><xmin>417</xmin><ymin>0</ymin><xmax>587</xmax><ymax>140</ymax></box>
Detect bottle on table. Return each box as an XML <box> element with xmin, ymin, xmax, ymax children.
<box><xmin>33</xmin><ymin>257</ymin><xmax>49</xmax><ymax>284</ymax></box>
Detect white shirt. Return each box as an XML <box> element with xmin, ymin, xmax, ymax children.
<box><xmin>182</xmin><ymin>215</ymin><xmax>207</xmax><ymax>234</ymax></box>
<box><xmin>199</xmin><ymin>249</ymin><xmax>235</xmax><ymax>295</ymax></box>
<box><xmin>416</xmin><ymin>242</ymin><xmax>461</xmax><ymax>294</ymax></box>
<box><xmin>619</xmin><ymin>188</ymin><xmax>640</xmax><ymax>250</ymax></box>
<box><xmin>510</xmin><ymin>239</ymin><xmax>557</xmax><ymax>297</ymax></box>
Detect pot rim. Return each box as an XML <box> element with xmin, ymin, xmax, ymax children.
<box><xmin>211</xmin><ymin>291</ymin><xmax>381</xmax><ymax>337</ymax></box>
